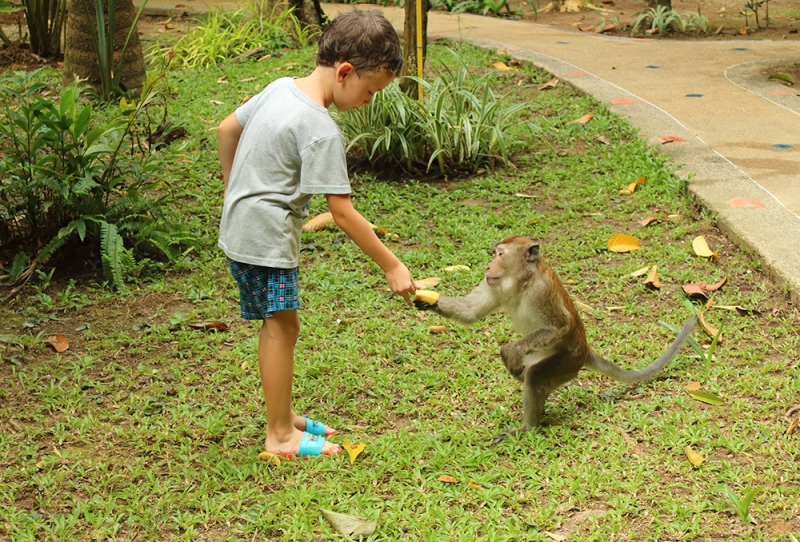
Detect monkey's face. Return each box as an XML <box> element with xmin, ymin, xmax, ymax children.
<box><xmin>486</xmin><ymin>237</ymin><xmax>540</xmax><ymax>289</ymax></box>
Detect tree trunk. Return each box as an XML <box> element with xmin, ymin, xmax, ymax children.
<box><xmin>287</xmin><ymin>0</ymin><xmax>328</xmax><ymax>28</ymax></box>
<box><xmin>400</xmin><ymin>0</ymin><xmax>428</xmax><ymax>99</ymax></box>
<box><xmin>62</xmin><ymin>0</ymin><xmax>146</xmax><ymax>94</ymax></box>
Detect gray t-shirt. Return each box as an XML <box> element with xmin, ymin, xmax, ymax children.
<box><xmin>218</xmin><ymin>77</ymin><xmax>351</xmax><ymax>268</ymax></box>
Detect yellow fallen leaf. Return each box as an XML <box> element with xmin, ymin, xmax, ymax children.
<box><xmin>692</xmin><ymin>235</ymin><xmax>718</xmax><ymax>259</ymax></box>
<box><xmin>574</xmin><ymin>300</ymin><xmax>594</xmax><ymax>312</ymax></box>
<box><xmin>697</xmin><ymin>311</ymin><xmax>720</xmax><ymax>340</ymax></box>
<box><xmin>438</xmin><ymin>474</ymin><xmax>458</xmax><ymax>483</ymax></box>
<box><xmin>443</xmin><ymin>265</ymin><xmax>470</xmax><ymax>274</ymax></box>
<box><xmin>685</xmin><ymin>381</ymin><xmax>701</xmax><ymax>391</ymax></box>
<box><xmin>257</xmin><ymin>451</ymin><xmax>282</xmax><ymax>466</ymax></box>
<box><xmin>607</xmin><ymin>234</ymin><xmax>640</xmax><ymax>253</ymax></box>
<box><xmin>629</xmin><ymin>266</ymin><xmax>650</xmax><ymax>278</ymax></box>
<box><xmin>417</xmin><ymin>277</ymin><xmax>442</xmax><ymax>287</ymax></box>
<box><xmin>428</xmin><ymin>325</ymin><xmax>449</xmax><ymax>333</ymax></box>
<box><xmin>303</xmin><ymin>212</ymin><xmax>335</xmax><ymax>232</ymax></box>
<box><xmin>640</xmin><ymin>216</ymin><xmax>659</xmax><ymax>227</ymax></box>
<box><xmin>684</xmin><ymin>446</ymin><xmax>705</xmax><ymax>466</ymax></box>
<box><xmin>644</xmin><ymin>265</ymin><xmax>661</xmax><ymax>289</ymax></box>
<box><xmin>786</xmin><ymin>418</ymin><xmax>798</xmax><ymax>435</ymax></box>
<box><xmin>342</xmin><ymin>440</ymin><xmax>365</xmax><ymax>465</ymax></box>
<box><xmin>468</xmin><ymin>482</ymin><xmax>482</xmax><ymax>490</ymax></box>
<box><xmin>492</xmin><ymin>61</ymin><xmax>516</xmax><ymax>71</ymax></box>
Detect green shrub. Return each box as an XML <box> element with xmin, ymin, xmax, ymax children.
<box><xmin>0</xmin><ymin>69</ymin><xmax>193</xmax><ymax>289</ymax></box>
<box><xmin>335</xmin><ymin>50</ymin><xmax>532</xmax><ymax>176</ymax></box>
<box><xmin>151</xmin><ymin>4</ymin><xmax>313</xmax><ymax>69</ymax></box>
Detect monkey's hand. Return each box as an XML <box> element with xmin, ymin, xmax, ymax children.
<box><xmin>500</xmin><ymin>342</ymin><xmax>526</xmax><ymax>381</ymax></box>
<box><xmin>413</xmin><ymin>290</ymin><xmax>440</xmax><ymax>311</ymax></box>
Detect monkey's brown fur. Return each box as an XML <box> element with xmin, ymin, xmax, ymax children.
<box><xmin>415</xmin><ymin>236</ymin><xmax>696</xmax><ymax>444</ymax></box>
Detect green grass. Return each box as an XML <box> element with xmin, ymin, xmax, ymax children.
<box><xmin>1</xmin><ymin>41</ymin><xmax>799</xmax><ymax>541</ymax></box>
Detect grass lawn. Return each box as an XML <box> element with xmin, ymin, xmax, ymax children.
<box><xmin>1</xmin><ymin>39</ymin><xmax>798</xmax><ymax>541</ymax></box>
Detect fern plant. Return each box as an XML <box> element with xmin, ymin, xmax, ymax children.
<box><xmin>0</xmin><ymin>69</ymin><xmax>193</xmax><ymax>289</ymax></box>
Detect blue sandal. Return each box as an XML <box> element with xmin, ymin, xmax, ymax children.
<box><xmin>295</xmin><ymin>431</ymin><xmax>325</xmax><ymax>457</ymax></box>
<box><xmin>304</xmin><ymin>416</ymin><xmax>335</xmax><ymax>437</ymax></box>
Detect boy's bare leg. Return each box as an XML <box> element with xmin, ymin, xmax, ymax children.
<box><xmin>259</xmin><ymin>310</ymin><xmax>340</xmax><ymax>456</ymax></box>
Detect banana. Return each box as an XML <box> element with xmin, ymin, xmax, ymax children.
<box><xmin>414</xmin><ymin>290</ymin><xmax>440</xmax><ymax>304</ymax></box>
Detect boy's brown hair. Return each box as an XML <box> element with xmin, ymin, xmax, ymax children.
<box><xmin>316</xmin><ymin>10</ymin><xmax>403</xmax><ymax>76</ymax></box>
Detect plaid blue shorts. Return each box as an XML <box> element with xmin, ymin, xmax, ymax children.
<box><xmin>227</xmin><ymin>258</ymin><xmax>300</xmax><ymax>320</ymax></box>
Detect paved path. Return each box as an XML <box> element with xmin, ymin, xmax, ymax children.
<box><xmin>141</xmin><ymin>0</ymin><xmax>800</xmax><ymax>300</ymax></box>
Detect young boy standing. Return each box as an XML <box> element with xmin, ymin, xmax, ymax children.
<box><xmin>217</xmin><ymin>10</ymin><xmax>417</xmax><ymax>458</ymax></box>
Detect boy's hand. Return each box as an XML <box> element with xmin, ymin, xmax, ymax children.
<box><xmin>385</xmin><ymin>263</ymin><xmax>418</xmax><ymax>307</ymax></box>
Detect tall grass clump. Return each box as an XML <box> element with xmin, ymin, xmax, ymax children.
<box><xmin>335</xmin><ymin>50</ymin><xmax>532</xmax><ymax>176</ymax></box>
<box><xmin>152</xmin><ymin>3</ymin><xmax>314</xmax><ymax>69</ymax></box>
<box><xmin>0</xmin><ymin>69</ymin><xmax>193</xmax><ymax>289</ymax></box>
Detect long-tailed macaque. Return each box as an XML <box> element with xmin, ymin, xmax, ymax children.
<box><xmin>415</xmin><ymin>236</ymin><xmax>696</xmax><ymax>444</ymax></box>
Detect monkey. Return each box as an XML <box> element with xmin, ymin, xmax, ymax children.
<box><xmin>414</xmin><ymin>235</ymin><xmax>696</xmax><ymax>445</ymax></box>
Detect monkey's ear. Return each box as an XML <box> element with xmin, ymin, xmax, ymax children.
<box><xmin>526</xmin><ymin>243</ymin><xmax>540</xmax><ymax>263</ymax></box>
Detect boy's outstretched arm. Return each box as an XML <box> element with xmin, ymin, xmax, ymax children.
<box><xmin>327</xmin><ymin>194</ymin><xmax>418</xmax><ymax>306</ymax></box>
<box><xmin>217</xmin><ymin>113</ymin><xmax>244</xmax><ymax>196</ymax></box>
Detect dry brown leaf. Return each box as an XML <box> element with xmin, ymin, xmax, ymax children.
<box><xmin>684</xmin><ymin>446</ymin><xmax>705</xmax><ymax>466</ymax></box>
<box><xmin>682</xmin><ymin>278</ymin><xmax>727</xmax><ymax>299</ymax></box>
<box><xmin>607</xmin><ymin>233</ymin><xmax>641</xmax><ymax>253</ymax></box>
<box><xmin>46</xmin><ymin>334</ymin><xmax>69</xmax><ymax>353</ymax></box>
<box><xmin>786</xmin><ymin>418</ymin><xmax>798</xmax><ymax>435</ymax></box>
<box><xmin>568</xmin><ymin>113</ymin><xmax>594</xmax><ymax>125</ymax></box>
<box><xmin>438</xmin><ymin>474</ymin><xmax>458</xmax><ymax>483</ymax></box>
<box><xmin>644</xmin><ymin>265</ymin><xmax>661</xmax><ymax>289</ymax></box>
<box><xmin>640</xmin><ymin>216</ymin><xmax>659</xmax><ymax>227</ymax></box>
<box><xmin>685</xmin><ymin>381</ymin><xmax>702</xmax><ymax>391</ymax></box>
<box><xmin>303</xmin><ymin>212</ymin><xmax>335</xmax><ymax>232</ymax></box>
<box><xmin>714</xmin><ymin>305</ymin><xmax>760</xmax><ymax>316</ymax></box>
<box><xmin>216</xmin><ymin>76</ymin><xmax>228</xmax><ymax>83</ymax></box>
<box><xmin>696</xmin><ymin>311</ymin><xmax>720</xmax><ymax>339</ymax></box>
<box><xmin>468</xmin><ymin>482</ymin><xmax>482</xmax><ymax>490</ymax></box>
<box><xmin>544</xmin><ymin>532</ymin><xmax>568</xmax><ymax>542</ymax></box>
<box><xmin>515</xmin><ymin>192</ymin><xmax>536</xmax><ymax>198</ymax></box>
<box><xmin>417</xmin><ymin>277</ymin><xmax>442</xmax><ymax>287</ymax></box>
<box><xmin>539</xmin><ymin>77</ymin><xmax>559</xmax><ymax>90</ymax></box>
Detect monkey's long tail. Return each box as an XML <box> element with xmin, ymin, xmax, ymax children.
<box><xmin>585</xmin><ymin>316</ymin><xmax>697</xmax><ymax>384</ymax></box>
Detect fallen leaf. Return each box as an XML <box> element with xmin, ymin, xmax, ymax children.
<box><xmin>684</xmin><ymin>446</ymin><xmax>705</xmax><ymax>466</ymax></box>
<box><xmin>692</xmin><ymin>235</ymin><xmax>718</xmax><ymax>259</ymax></box>
<box><xmin>685</xmin><ymin>381</ymin><xmax>701</xmax><ymax>391</ymax></box>
<box><xmin>727</xmin><ymin>197</ymin><xmax>765</xmax><ymax>208</ymax></box>
<box><xmin>303</xmin><ymin>212</ymin><xmax>335</xmax><ymax>232</ymax></box>
<box><xmin>443</xmin><ymin>265</ymin><xmax>470</xmax><ymax>273</ymax></box>
<box><xmin>689</xmin><ymin>390</ymin><xmax>724</xmax><ymax>406</ymax></box>
<box><xmin>575</xmin><ymin>300</ymin><xmax>594</xmax><ymax>312</ymax></box>
<box><xmin>515</xmin><ymin>192</ymin><xmax>536</xmax><ymax>198</ymax></box>
<box><xmin>468</xmin><ymin>482</ymin><xmax>482</xmax><ymax>490</ymax></box>
<box><xmin>321</xmin><ymin>509</ymin><xmax>377</xmax><ymax>537</ymax></box>
<box><xmin>644</xmin><ymin>265</ymin><xmax>661</xmax><ymax>289</ymax></box>
<box><xmin>786</xmin><ymin>418</ymin><xmax>798</xmax><ymax>435</ymax></box>
<box><xmin>209</xmin><ymin>99</ymin><xmax>224</xmax><ymax>105</ymax></box>
<box><xmin>640</xmin><ymin>216</ymin><xmax>659</xmax><ymax>227</ymax></box>
<box><xmin>539</xmin><ymin>77</ymin><xmax>559</xmax><ymax>90</ymax></box>
<box><xmin>238</xmin><ymin>77</ymin><xmax>256</xmax><ymax>82</ymax></box>
<box><xmin>682</xmin><ymin>278</ymin><xmax>726</xmax><ymax>299</ymax></box>
<box><xmin>666</xmin><ymin>214</ymin><xmax>681</xmax><ymax>220</ymax></box>
<box><xmin>492</xmin><ymin>61</ymin><xmax>516</xmax><ymax>71</ymax></box>
<box><xmin>257</xmin><ymin>451</ymin><xmax>281</xmax><ymax>466</ymax></box>
<box><xmin>610</xmin><ymin>97</ymin><xmax>636</xmax><ymax>105</ymax></box>
<box><xmin>545</xmin><ymin>532</ymin><xmax>568</xmax><ymax>542</ymax></box>
<box><xmin>216</xmin><ymin>76</ymin><xmax>228</xmax><ymax>83</ymax></box>
<box><xmin>428</xmin><ymin>325</ymin><xmax>449</xmax><ymax>333</ymax></box>
<box><xmin>46</xmin><ymin>334</ymin><xmax>69</xmax><ymax>353</ymax></box>
<box><xmin>714</xmin><ymin>305</ymin><xmax>759</xmax><ymax>316</ymax></box>
<box><xmin>187</xmin><ymin>321</ymin><xmax>229</xmax><ymax>331</ymax></box>
<box><xmin>696</xmin><ymin>311</ymin><xmax>720</xmax><ymax>339</ymax></box>
<box><xmin>342</xmin><ymin>440</ymin><xmax>365</xmax><ymax>465</ymax></box>
<box><xmin>240</xmin><ymin>360</ymin><xmax>249</xmax><ymax>370</ymax></box>
<box><xmin>607</xmin><ymin>233</ymin><xmax>641</xmax><ymax>253</ymax></box>
<box><xmin>438</xmin><ymin>474</ymin><xmax>458</xmax><ymax>483</ymax></box>
<box><xmin>630</xmin><ymin>266</ymin><xmax>650</xmax><ymax>278</ymax></box>
<box><xmin>660</xmin><ymin>136</ymin><xmax>687</xmax><ymax>144</ymax></box>
<box><xmin>568</xmin><ymin>113</ymin><xmax>594</xmax><ymax>125</ymax></box>
<box><xmin>417</xmin><ymin>277</ymin><xmax>442</xmax><ymax>287</ymax></box>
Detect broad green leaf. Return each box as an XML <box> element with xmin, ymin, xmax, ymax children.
<box><xmin>689</xmin><ymin>390</ymin><xmax>724</xmax><ymax>405</ymax></box>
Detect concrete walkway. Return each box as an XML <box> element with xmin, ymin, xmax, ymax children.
<box><xmin>141</xmin><ymin>0</ymin><xmax>800</xmax><ymax>301</ymax></box>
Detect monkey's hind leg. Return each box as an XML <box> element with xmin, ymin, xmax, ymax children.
<box><xmin>492</xmin><ymin>353</ymin><xmax>579</xmax><ymax>446</ymax></box>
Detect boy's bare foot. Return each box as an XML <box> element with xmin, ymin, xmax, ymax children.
<box><xmin>265</xmin><ymin>428</ymin><xmax>341</xmax><ymax>457</ymax></box>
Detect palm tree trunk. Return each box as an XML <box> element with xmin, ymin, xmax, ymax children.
<box><xmin>62</xmin><ymin>0</ymin><xmax>145</xmax><ymax>94</ymax></box>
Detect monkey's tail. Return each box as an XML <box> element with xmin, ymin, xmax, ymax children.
<box><xmin>585</xmin><ymin>316</ymin><xmax>696</xmax><ymax>384</ymax></box>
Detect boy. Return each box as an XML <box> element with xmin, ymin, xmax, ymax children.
<box><xmin>217</xmin><ymin>10</ymin><xmax>417</xmax><ymax>458</ymax></box>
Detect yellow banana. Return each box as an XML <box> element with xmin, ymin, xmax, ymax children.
<box><xmin>414</xmin><ymin>290</ymin><xmax>440</xmax><ymax>304</ymax></box>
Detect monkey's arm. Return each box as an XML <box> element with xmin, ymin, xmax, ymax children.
<box><xmin>500</xmin><ymin>326</ymin><xmax>568</xmax><ymax>380</ymax></box>
<box><xmin>415</xmin><ymin>280</ymin><xmax>501</xmax><ymax>324</ymax></box>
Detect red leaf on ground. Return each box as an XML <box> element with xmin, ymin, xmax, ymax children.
<box><xmin>727</xmin><ymin>197</ymin><xmax>765</xmax><ymax>208</ymax></box>
<box><xmin>660</xmin><ymin>136</ymin><xmax>687</xmax><ymax>144</ymax></box>
<box><xmin>611</xmin><ymin>98</ymin><xmax>636</xmax><ymax>104</ymax></box>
